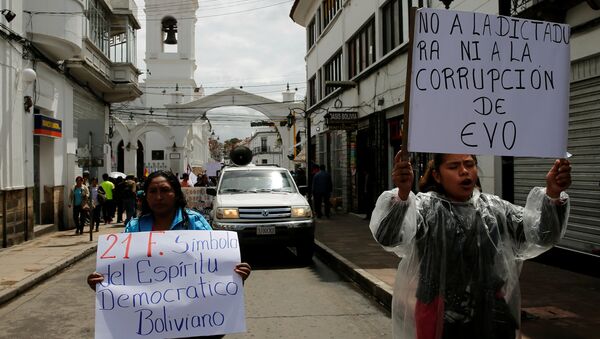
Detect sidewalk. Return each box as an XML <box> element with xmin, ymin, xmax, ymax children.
<box><xmin>0</xmin><ymin>223</ymin><xmax>124</xmax><ymax>305</ymax></box>
<box><xmin>314</xmin><ymin>212</ymin><xmax>600</xmax><ymax>339</ymax></box>
<box><xmin>0</xmin><ymin>214</ymin><xmax>598</xmax><ymax>338</ymax></box>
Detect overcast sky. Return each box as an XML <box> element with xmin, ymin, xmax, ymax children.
<box><xmin>134</xmin><ymin>0</ymin><xmax>306</xmax><ymax>141</ymax></box>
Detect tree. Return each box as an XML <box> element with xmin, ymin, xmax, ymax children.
<box><xmin>222</xmin><ymin>138</ymin><xmax>241</xmax><ymax>157</ymax></box>
<box><xmin>209</xmin><ymin>139</ymin><xmax>222</xmax><ymax>161</ymax></box>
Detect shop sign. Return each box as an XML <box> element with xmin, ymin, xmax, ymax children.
<box><xmin>78</xmin><ymin>158</ymin><xmax>104</xmax><ymax>167</ymax></box>
<box><xmin>327</xmin><ymin>111</ymin><xmax>358</xmax><ymax>130</ymax></box>
<box><xmin>34</xmin><ymin>114</ymin><xmax>62</xmax><ymax>138</ymax></box>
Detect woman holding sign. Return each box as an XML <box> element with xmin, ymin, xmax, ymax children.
<box><xmin>370</xmin><ymin>153</ymin><xmax>571</xmax><ymax>339</ymax></box>
<box><xmin>87</xmin><ymin>170</ymin><xmax>251</xmax><ymax>287</ymax></box>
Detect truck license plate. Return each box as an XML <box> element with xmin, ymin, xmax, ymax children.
<box><xmin>256</xmin><ymin>226</ymin><xmax>276</xmax><ymax>235</ymax></box>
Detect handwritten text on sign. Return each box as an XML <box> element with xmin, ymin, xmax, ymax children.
<box><xmin>94</xmin><ymin>231</ymin><xmax>245</xmax><ymax>339</ymax></box>
<box><xmin>408</xmin><ymin>8</ymin><xmax>570</xmax><ymax>157</ymax></box>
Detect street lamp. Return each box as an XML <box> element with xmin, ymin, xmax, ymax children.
<box><xmin>1</xmin><ymin>9</ymin><xmax>16</xmax><ymax>22</ymax></box>
<box><xmin>286</xmin><ymin>112</ymin><xmax>296</xmax><ymax>128</ymax></box>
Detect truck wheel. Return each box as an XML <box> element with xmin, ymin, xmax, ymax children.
<box><xmin>296</xmin><ymin>239</ymin><xmax>314</xmax><ymax>265</ymax></box>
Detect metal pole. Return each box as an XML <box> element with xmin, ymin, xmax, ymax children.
<box><xmin>306</xmin><ymin>111</ymin><xmax>312</xmax><ymax>203</ymax></box>
<box><xmin>89</xmin><ymin>131</ymin><xmax>93</xmax><ymax>242</ymax></box>
<box><xmin>2</xmin><ymin>191</ymin><xmax>7</xmax><ymax>248</ymax></box>
<box><xmin>24</xmin><ymin>188</ymin><xmax>28</xmax><ymax>241</ymax></box>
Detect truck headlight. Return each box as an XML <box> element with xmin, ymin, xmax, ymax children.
<box><xmin>216</xmin><ymin>208</ymin><xmax>239</xmax><ymax>219</ymax></box>
<box><xmin>291</xmin><ymin>206</ymin><xmax>312</xmax><ymax>218</ymax></box>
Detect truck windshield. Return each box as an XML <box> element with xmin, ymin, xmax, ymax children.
<box><xmin>219</xmin><ymin>170</ymin><xmax>297</xmax><ymax>194</ymax></box>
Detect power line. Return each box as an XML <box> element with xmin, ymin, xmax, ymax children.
<box><xmin>141</xmin><ymin>0</ymin><xmax>293</xmax><ymax>20</ymax></box>
<box><xmin>23</xmin><ymin>0</ymin><xmax>293</xmax><ymax>20</ymax></box>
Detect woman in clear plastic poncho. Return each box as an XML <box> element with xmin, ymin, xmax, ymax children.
<box><xmin>370</xmin><ymin>153</ymin><xmax>571</xmax><ymax>339</ymax></box>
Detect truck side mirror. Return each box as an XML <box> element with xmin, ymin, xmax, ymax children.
<box><xmin>297</xmin><ymin>185</ymin><xmax>307</xmax><ymax>196</ymax></box>
<box><xmin>207</xmin><ymin>188</ymin><xmax>217</xmax><ymax>196</ymax></box>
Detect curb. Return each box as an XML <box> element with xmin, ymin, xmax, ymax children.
<box><xmin>0</xmin><ymin>245</ymin><xmax>98</xmax><ymax>306</ymax></box>
<box><xmin>314</xmin><ymin>239</ymin><xmax>393</xmax><ymax>312</ymax></box>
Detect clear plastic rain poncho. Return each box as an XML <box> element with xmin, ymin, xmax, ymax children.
<box><xmin>370</xmin><ymin>187</ymin><xmax>569</xmax><ymax>339</ymax></box>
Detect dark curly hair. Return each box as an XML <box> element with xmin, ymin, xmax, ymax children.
<box><xmin>140</xmin><ymin>170</ymin><xmax>188</xmax><ymax>217</ymax></box>
<box><xmin>418</xmin><ymin>154</ymin><xmax>480</xmax><ymax>194</ymax></box>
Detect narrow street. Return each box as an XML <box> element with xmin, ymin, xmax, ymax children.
<box><xmin>0</xmin><ymin>246</ymin><xmax>391</xmax><ymax>339</ymax></box>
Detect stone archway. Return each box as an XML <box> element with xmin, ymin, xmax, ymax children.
<box><xmin>112</xmin><ymin>118</ymin><xmax>175</xmax><ymax>176</ymax></box>
<box><xmin>167</xmin><ymin>87</ymin><xmax>303</xmax><ymax>169</ymax></box>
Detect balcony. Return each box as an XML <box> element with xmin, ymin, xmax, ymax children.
<box><xmin>64</xmin><ymin>39</ymin><xmax>142</xmax><ymax>102</ymax></box>
<box><xmin>511</xmin><ymin>0</ymin><xmax>586</xmax><ymax>22</ymax></box>
<box><xmin>253</xmin><ymin>146</ymin><xmax>281</xmax><ymax>154</ymax></box>
<box><xmin>24</xmin><ymin>0</ymin><xmax>85</xmax><ymax>61</ymax></box>
<box><xmin>28</xmin><ymin>0</ymin><xmax>142</xmax><ymax>103</ymax></box>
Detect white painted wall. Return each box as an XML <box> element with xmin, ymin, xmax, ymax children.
<box><xmin>34</xmin><ymin>62</ymin><xmax>75</xmax><ymax>210</ymax></box>
<box><xmin>23</xmin><ymin>0</ymin><xmax>84</xmax><ymax>60</ymax></box>
<box><xmin>568</xmin><ymin>3</ymin><xmax>600</xmax><ymax>61</ymax></box>
<box><xmin>0</xmin><ymin>0</ymin><xmax>24</xmax><ymax>190</ymax></box>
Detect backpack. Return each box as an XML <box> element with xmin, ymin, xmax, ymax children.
<box><xmin>97</xmin><ymin>186</ymin><xmax>106</xmax><ymax>205</ymax></box>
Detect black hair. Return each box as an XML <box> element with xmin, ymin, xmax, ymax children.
<box><xmin>140</xmin><ymin>171</ymin><xmax>188</xmax><ymax>219</ymax></box>
<box><xmin>418</xmin><ymin>154</ymin><xmax>480</xmax><ymax>193</ymax></box>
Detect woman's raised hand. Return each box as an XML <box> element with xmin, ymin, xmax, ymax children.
<box><xmin>87</xmin><ymin>272</ymin><xmax>104</xmax><ymax>291</ymax></box>
<box><xmin>392</xmin><ymin>151</ymin><xmax>414</xmax><ymax>201</ymax></box>
<box><xmin>546</xmin><ymin>159</ymin><xmax>572</xmax><ymax>199</ymax></box>
<box><xmin>234</xmin><ymin>263</ymin><xmax>251</xmax><ymax>282</ymax></box>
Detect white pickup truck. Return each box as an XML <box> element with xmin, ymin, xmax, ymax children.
<box><xmin>207</xmin><ymin>160</ymin><xmax>315</xmax><ymax>263</ymax></box>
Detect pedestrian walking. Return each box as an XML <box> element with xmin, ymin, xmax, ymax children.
<box><xmin>100</xmin><ymin>173</ymin><xmax>115</xmax><ymax>224</ymax></box>
<box><xmin>114</xmin><ymin>176</ymin><xmax>125</xmax><ymax>223</ymax></box>
<box><xmin>89</xmin><ymin>177</ymin><xmax>102</xmax><ymax>232</ymax></box>
<box><xmin>122</xmin><ymin>174</ymin><xmax>137</xmax><ymax>226</ymax></box>
<box><xmin>370</xmin><ymin>153</ymin><xmax>571</xmax><ymax>339</ymax></box>
<box><xmin>68</xmin><ymin>176</ymin><xmax>90</xmax><ymax>235</ymax></box>
<box><xmin>312</xmin><ymin>164</ymin><xmax>332</xmax><ymax>218</ymax></box>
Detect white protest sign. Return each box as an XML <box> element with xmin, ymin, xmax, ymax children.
<box><xmin>408</xmin><ymin>8</ymin><xmax>570</xmax><ymax>157</ymax></box>
<box><xmin>94</xmin><ymin>231</ymin><xmax>245</xmax><ymax>339</ymax></box>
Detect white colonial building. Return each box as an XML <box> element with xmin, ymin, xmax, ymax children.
<box><xmin>111</xmin><ymin>0</ymin><xmax>306</xmax><ymax>179</ymax></box>
<box><xmin>1</xmin><ymin>0</ymin><xmax>142</xmax><ymax>246</ymax></box>
<box><xmin>290</xmin><ymin>0</ymin><xmax>600</xmax><ymax>255</ymax></box>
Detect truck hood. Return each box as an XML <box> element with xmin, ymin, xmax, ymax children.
<box><xmin>215</xmin><ymin>192</ymin><xmax>309</xmax><ymax>207</ymax></box>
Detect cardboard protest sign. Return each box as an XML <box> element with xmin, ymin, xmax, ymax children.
<box><xmin>94</xmin><ymin>231</ymin><xmax>245</xmax><ymax>339</ymax></box>
<box><xmin>408</xmin><ymin>8</ymin><xmax>570</xmax><ymax>157</ymax></box>
<box><xmin>182</xmin><ymin>187</ymin><xmax>214</xmax><ymax>211</ymax></box>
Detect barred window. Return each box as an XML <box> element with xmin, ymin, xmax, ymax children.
<box><xmin>348</xmin><ymin>18</ymin><xmax>375</xmax><ymax>79</ymax></box>
<box><xmin>308</xmin><ymin>75</ymin><xmax>317</xmax><ymax>107</ymax></box>
<box><xmin>323</xmin><ymin>51</ymin><xmax>342</xmax><ymax>96</ymax></box>
<box><xmin>109</xmin><ymin>22</ymin><xmax>137</xmax><ymax>63</ymax></box>
<box><xmin>382</xmin><ymin>0</ymin><xmax>404</xmax><ymax>55</ymax></box>
<box><xmin>86</xmin><ymin>0</ymin><xmax>110</xmax><ymax>56</ymax></box>
<box><xmin>322</xmin><ymin>0</ymin><xmax>342</xmax><ymax>29</ymax></box>
<box><xmin>307</xmin><ymin>16</ymin><xmax>317</xmax><ymax>50</ymax></box>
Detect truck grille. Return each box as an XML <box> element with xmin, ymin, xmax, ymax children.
<box><xmin>238</xmin><ymin>207</ymin><xmax>291</xmax><ymax>219</ymax></box>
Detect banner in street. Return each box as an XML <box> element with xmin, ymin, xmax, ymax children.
<box><xmin>408</xmin><ymin>8</ymin><xmax>570</xmax><ymax>157</ymax></box>
<box><xmin>94</xmin><ymin>231</ymin><xmax>245</xmax><ymax>339</ymax></box>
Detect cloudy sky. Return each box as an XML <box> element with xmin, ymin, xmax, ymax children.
<box><xmin>134</xmin><ymin>0</ymin><xmax>306</xmax><ymax>140</ymax></box>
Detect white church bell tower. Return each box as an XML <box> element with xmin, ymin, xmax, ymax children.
<box><xmin>144</xmin><ymin>0</ymin><xmax>199</xmax><ymax>106</ymax></box>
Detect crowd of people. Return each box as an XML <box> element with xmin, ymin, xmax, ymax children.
<box><xmin>68</xmin><ymin>170</ymin><xmax>219</xmax><ymax>234</ymax></box>
<box><xmin>68</xmin><ymin>171</ymin><xmax>147</xmax><ymax>234</ymax></box>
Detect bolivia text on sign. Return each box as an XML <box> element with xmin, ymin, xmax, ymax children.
<box><xmin>94</xmin><ymin>231</ymin><xmax>245</xmax><ymax>339</ymax></box>
<box><xmin>408</xmin><ymin>8</ymin><xmax>570</xmax><ymax>158</ymax></box>
<box><xmin>327</xmin><ymin>111</ymin><xmax>358</xmax><ymax>130</ymax></box>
